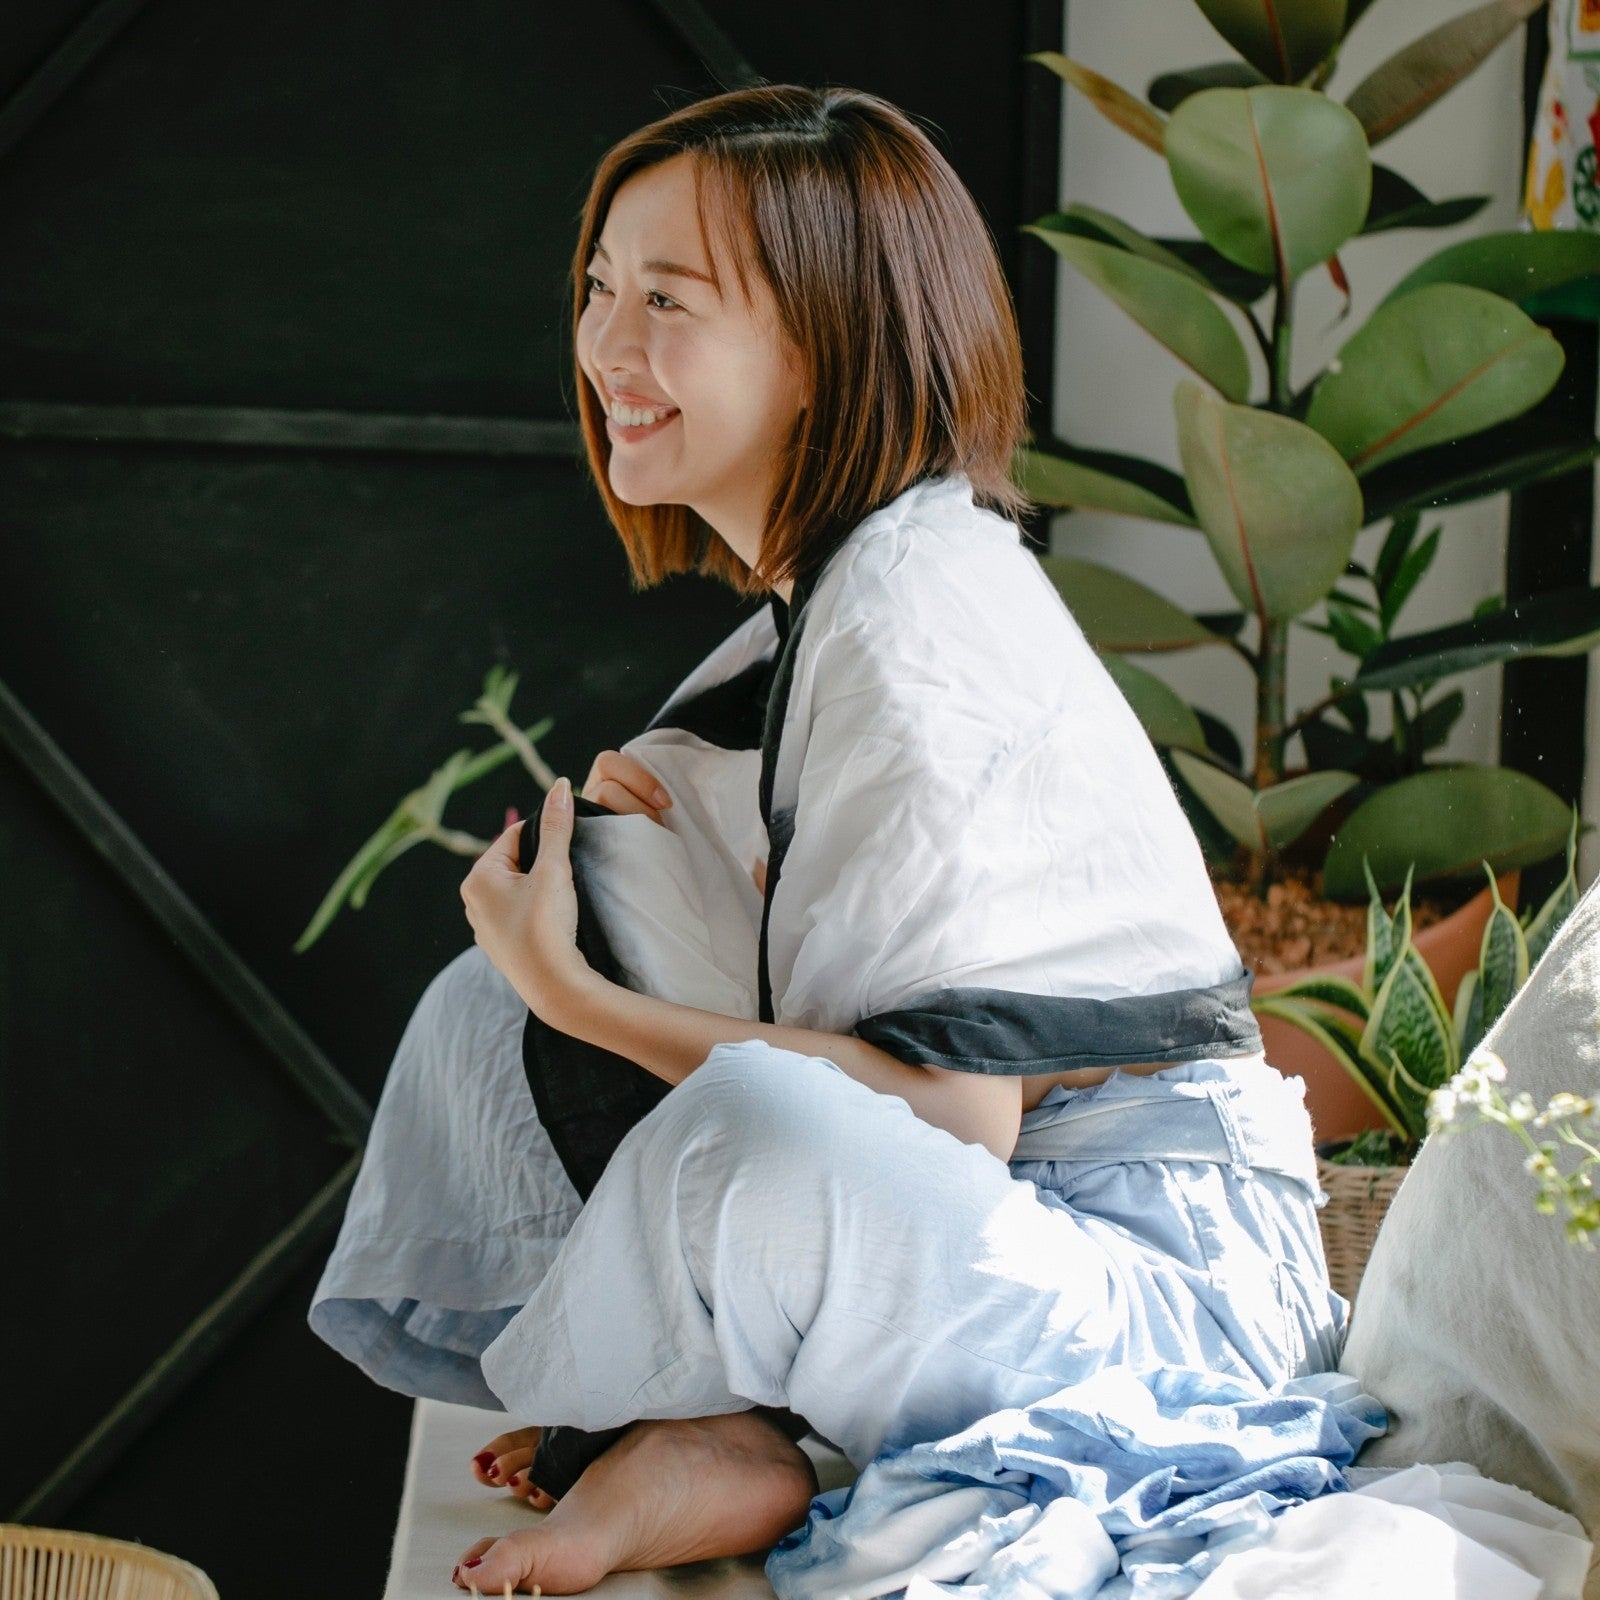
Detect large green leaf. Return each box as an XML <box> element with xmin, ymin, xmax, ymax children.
<box><xmin>1165</xmin><ymin>87</ymin><xmax>1372</xmax><ymax>282</ymax></box>
<box><xmin>1175</xmin><ymin>381</ymin><xmax>1364</xmax><ymax>620</ymax></box>
<box><xmin>1030</xmin><ymin>434</ymin><xmax>1195</xmax><ymax>520</ymax></box>
<box><xmin>1323</xmin><ymin>766</ymin><xmax>1574</xmax><ymax>897</ymax></box>
<box><xmin>1026</xmin><ymin>231</ymin><xmax>1252</xmax><ymax>400</ymax></box>
<box><xmin>1021</xmin><ymin>446</ymin><xmax>1198</xmax><ymax>526</ymax></box>
<box><xmin>1153</xmin><ymin>236</ymin><xmax>1275</xmax><ymax>305</ymax></box>
<box><xmin>1520</xmin><ymin>278</ymin><xmax>1600</xmax><ymax>323</ymax></box>
<box><xmin>1148</xmin><ymin>61</ymin><xmax>1268</xmax><ymax>113</ymax></box>
<box><xmin>1170</xmin><ymin>750</ymin><xmax>1357</xmax><ymax>851</ymax></box>
<box><xmin>1343</xmin><ymin>0</ymin><xmax>1548</xmax><ymax>146</ymax></box>
<box><xmin>1028</xmin><ymin>206</ymin><xmax>1212</xmax><ymax>286</ymax></box>
<box><xmin>1354</xmin><ymin>584</ymin><xmax>1600</xmax><ymax>692</ymax></box>
<box><xmin>1361</xmin><ymin>409</ymin><xmax>1600</xmax><ymax>524</ymax></box>
<box><xmin>1028</xmin><ymin>53</ymin><xmax>1166</xmax><ymax>153</ymax></box>
<box><xmin>1038</xmin><ymin>556</ymin><xmax>1219</xmax><ymax>650</ymax></box>
<box><xmin>1383</xmin><ymin>232</ymin><xmax>1600</xmax><ymax>311</ymax></box>
<box><xmin>1190</xmin><ymin>0</ymin><xmax>1347</xmax><ymax>83</ymax></box>
<box><xmin>1099</xmin><ymin>654</ymin><xmax>1210</xmax><ymax>752</ymax></box>
<box><xmin>1362</xmin><ymin>164</ymin><xmax>1489</xmax><ymax>235</ymax></box>
<box><xmin>1256</xmin><ymin>770</ymin><xmax>1361</xmax><ymax>850</ymax></box>
<box><xmin>1306</xmin><ymin>284</ymin><xmax>1565</xmax><ymax>474</ymax></box>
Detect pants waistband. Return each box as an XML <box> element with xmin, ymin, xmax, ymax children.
<box><xmin>1009</xmin><ymin>1062</ymin><xmax>1318</xmax><ymax>1187</ymax></box>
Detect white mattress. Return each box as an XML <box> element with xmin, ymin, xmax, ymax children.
<box><xmin>383</xmin><ymin>1401</ymin><xmax>855</xmax><ymax>1600</ymax></box>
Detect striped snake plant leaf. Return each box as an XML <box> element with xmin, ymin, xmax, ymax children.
<box><xmin>1361</xmin><ymin>938</ymin><xmax>1458</xmax><ymax>1138</ymax></box>
<box><xmin>1452</xmin><ymin>970</ymin><xmax>1485</xmax><ymax>1063</ymax></box>
<box><xmin>1259</xmin><ymin>972</ymin><xmax>1371</xmax><ymax>1022</ymax></box>
<box><xmin>1463</xmin><ymin>866</ymin><xmax>1529</xmax><ymax>1058</ymax></box>
<box><xmin>1523</xmin><ymin>812</ymin><xmax>1581</xmax><ymax>971</ymax></box>
<box><xmin>1362</xmin><ymin>859</ymin><xmax>1410</xmax><ymax>998</ymax></box>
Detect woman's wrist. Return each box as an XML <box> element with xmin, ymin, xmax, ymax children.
<box><xmin>541</xmin><ymin>958</ymin><xmax>619</xmax><ymax>1039</ymax></box>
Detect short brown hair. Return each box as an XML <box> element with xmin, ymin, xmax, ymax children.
<box><xmin>572</xmin><ymin>85</ymin><xmax>1030</xmax><ymax>596</ymax></box>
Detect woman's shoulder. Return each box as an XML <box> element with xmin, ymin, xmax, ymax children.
<box><xmin>805</xmin><ymin>476</ymin><xmax>1086</xmax><ymax>673</ymax></box>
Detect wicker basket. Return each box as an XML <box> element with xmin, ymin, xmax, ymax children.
<box><xmin>0</xmin><ymin>1526</ymin><xmax>217</xmax><ymax>1600</ymax></box>
<box><xmin>1317</xmin><ymin>1155</ymin><xmax>1407</xmax><ymax>1302</ymax></box>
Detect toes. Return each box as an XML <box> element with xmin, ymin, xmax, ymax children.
<box><xmin>455</xmin><ymin>1532</ymin><xmax>538</xmax><ymax>1595</ymax></box>
<box><xmin>451</xmin><ymin>1538</ymin><xmax>496</xmax><ymax>1590</ymax></box>
<box><xmin>490</xmin><ymin>1446</ymin><xmax>536</xmax><ymax>1489</ymax></box>
<box><xmin>471</xmin><ymin>1431</ymin><xmax>537</xmax><ymax>1487</ymax></box>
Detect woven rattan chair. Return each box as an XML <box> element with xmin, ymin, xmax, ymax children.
<box><xmin>0</xmin><ymin>1525</ymin><xmax>218</xmax><ymax>1600</ymax></box>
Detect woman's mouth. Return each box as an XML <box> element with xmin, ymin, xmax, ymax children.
<box><xmin>605</xmin><ymin>398</ymin><xmax>680</xmax><ymax>441</ymax></box>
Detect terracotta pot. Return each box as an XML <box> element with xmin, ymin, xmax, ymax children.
<box><xmin>1252</xmin><ymin>872</ymin><xmax>1518</xmax><ymax>1144</ymax></box>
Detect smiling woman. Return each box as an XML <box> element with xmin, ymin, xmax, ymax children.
<box><xmin>309</xmin><ymin>83</ymin><xmax>1354</xmax><ymax>1600</ymax></box>
<box><xmin>568</xmin><ymin>86</ymin><xmax>1028</xmax><ymax>599</ymax></box>
<box><xmin>576</xmin><ymin>153</ymin><xmax>807</xmax><ymax>582</ymax></box>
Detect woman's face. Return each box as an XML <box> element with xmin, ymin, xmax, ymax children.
<box><xmin>576</xmin><ymin>154</ymin><xmax>806</xmax><ymax>561</ymax></box>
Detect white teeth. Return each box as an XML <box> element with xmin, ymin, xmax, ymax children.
<box><xmin>609</xmin><ymin>398</ymin><xmax>675</xmax><ymax>428</ymax></box>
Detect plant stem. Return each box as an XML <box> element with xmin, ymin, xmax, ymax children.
<box><xmin>475</xmin><ymin>699</ymin><xmax>558</xmax><ymax>790</ymax></box>
<box><xmin>1269</xmin><ymin>278</ymin><xmax>1295</xmax><ymax>414</ymax></box>
<box><xmin>1255</xmin><ymin>618</ymin><xmax>1289</xmax><ymax>790</ymax></box>
<box><xmin>424</xmin><ymin>823</ymin><xmax>493</xmax><ymax>856</ymax></box>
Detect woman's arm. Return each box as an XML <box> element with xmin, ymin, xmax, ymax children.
<box><xmin>552</xmin><ymin>970</ymin><xmax>1022</xmax><ymax>1161</ymax></box>
<box><xmin>460</xmin><ymin>778</ymin><xmax>1022</xmax><ymax>1161</ymax></box>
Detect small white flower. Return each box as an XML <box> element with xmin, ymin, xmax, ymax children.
<box><xmin>1546</xmin><ymin>1092</ymin><xmax>1595</xmax><ymax>1121</ymax></box>
<box><xmin>1509</xmin><ymin>1093</ymin><xmax>1537</xmax><ymax>1123</ymax></box>
<box><xmin>1526</xmin><ymin>1151</ymin><xmax>1557</xmax><ymax>1179</ymax></box>
<box><xmin>1427</xmin><ymin>1088</ymin><xmax>1459</xmax><ymax>1129</ymax></box>
<box><xmin>1479</xmin><ymin>1052</ymin><xmax>1509</xmax><ymax>1084</ymax></box>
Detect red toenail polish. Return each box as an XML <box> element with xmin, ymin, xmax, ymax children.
<box><xmin>487</xmin><ymin>1465</ymin><xmax>500</xmax><ymax>1480</ymax></box>
<box><xmin>474</xmin><ymin>1452</ymin><xmax>494</xmax><ymax>1472</ymax></box>
<box><xmin>463</xmin><ymin>1557</ymin><xmax>483</xmax><ymax>1569</ymax></box>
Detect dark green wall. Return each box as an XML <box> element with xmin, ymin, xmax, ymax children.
<box><xmin>0</xmin><ymin>3</ymin><xmax>1059</xmax><ymax>1594</ymax></box>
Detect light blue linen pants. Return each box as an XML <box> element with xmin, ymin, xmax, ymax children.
<box><xmin>478</xmin><ymin>1040</ymin><xmax>1344</xmax><ymax>1469</ymax></box>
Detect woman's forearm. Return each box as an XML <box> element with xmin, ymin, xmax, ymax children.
<box><xmin>552</xmin><ymin>969</ymin><xmax>1022</xmax><ymax>1161</ymax></box>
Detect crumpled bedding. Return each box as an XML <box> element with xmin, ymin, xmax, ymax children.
<box><xmin>767</xmin><ymin>1368</ymin><xmax>1384</xmax><ymax>1600</ymax></box>
<box><xmin>767</xmin><ymin>1369</ymin><xmax>1591</xmax><ymax>1600</ymax></box>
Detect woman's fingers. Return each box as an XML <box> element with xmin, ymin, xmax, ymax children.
<box><xmin>583</xmin><ymin>749</ymin><xmax>672</xmax><ymax>817</ymax></box>
<box><xmin>586</xmin><ymin>777</ymin><xmax>664</xmax><ymax>822</ymax></box>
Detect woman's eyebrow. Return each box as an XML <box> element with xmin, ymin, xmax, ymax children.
<box><xmin>593</xmin><ymin>240</ymin><xmax>715</xmax><ymax>286</ymax></box>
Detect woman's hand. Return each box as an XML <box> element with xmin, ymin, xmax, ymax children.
<box><xmin>461</xmin><ymin>777</ymin><xmax>591</xmax><ymax>1024</ymax></box>
<box><xmin>584</xmin><ymin>749</ymin><xmax>672</xmax><ymax>823</ymax></box>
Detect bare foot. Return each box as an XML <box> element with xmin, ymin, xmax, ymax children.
<box><xmin>471</xmin><ymin>1426</ymin><xmax>556</xmax><ymax>1511</ymax></box>
<box><xmin>451</xmin><ymin>1411</ymin><xmax>818</xmax><ymax>1594</ymax></box>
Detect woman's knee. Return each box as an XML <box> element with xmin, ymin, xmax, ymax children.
<box><xmin>633</xmin><ymin>1040</ymin><xmax>890</xmax><ymax>1202</ymax></box>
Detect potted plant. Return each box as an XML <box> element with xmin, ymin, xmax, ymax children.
<box><xmin>1018</xmin><ymin>0</ymin><xmax>1600</xmax><ymax>1128</ymax></box>
<box><xmin>1256</xmin><ymin>819</ymin><xmax>1579</xmax><ymax>1295</ymax></box>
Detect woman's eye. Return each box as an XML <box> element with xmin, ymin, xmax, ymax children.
<box><xmin>584</xmin><ymin>273</ymin><xmax>611</xmax><ymax>297</ymax></box>
<box><xmin>645</xmin><ymin>290</ymin><xmax>682</xmax><ymax>312</ymax></box>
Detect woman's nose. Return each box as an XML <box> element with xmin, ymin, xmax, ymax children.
<box><xmin>586</xmin><ymin>294</ymin><xmax>645</xmax><ymax>375</ymax></box>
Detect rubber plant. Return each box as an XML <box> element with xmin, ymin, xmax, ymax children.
<box><xmin>1025</xmin><ymin>0</ymin><xmax>1600</xmax><ymax>898</ymax></box>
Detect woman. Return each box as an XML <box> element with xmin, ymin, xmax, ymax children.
<box><xmin>310</xmin><ymin>85</ymin><xmax>1351</xmax><ymax>1596</ymax></box>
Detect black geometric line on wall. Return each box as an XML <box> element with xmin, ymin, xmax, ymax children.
<box><xmin>0</xmin><ymin>402</ymin><xmax>582</xmax><ymax>459</ymax></box>
<box><xmin>1</xmin><ymin>670</ymin><xmax>370</xmax><ymax>1520</ymax></box>
<box><xmin>0</xmin><ymin>0</ymin><xmax>157</xmax><ymax>164</ymax></box>
<box><xmin>0</xmin><ymin>679</ymin><xmax>373</xmax><ymax>1146</ymax></box>
<box><xmin>10</xmin><ymin>1156</ymin><xmax>364</xmax><ymax>1526</ymax></box>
